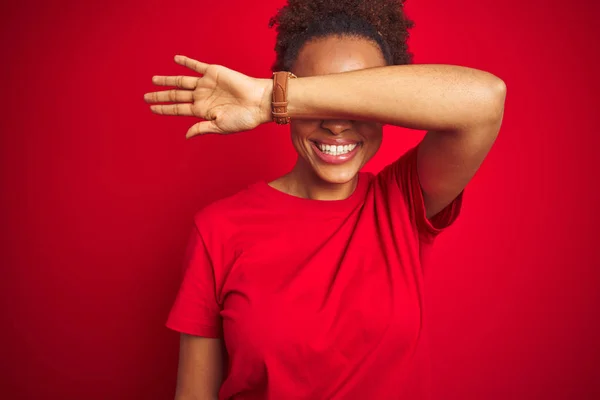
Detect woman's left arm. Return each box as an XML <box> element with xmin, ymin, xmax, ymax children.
<box><xmin>285</xmin><ymin>64</ymin><xmax>507</xmax><ymax>218</ymax></box>
<box><xmin>146</xmin><ymin>58</ymin><xmax>505</xmax><ymax>218</ymax></box>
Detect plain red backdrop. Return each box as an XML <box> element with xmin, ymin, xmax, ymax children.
<box><xmin>1</xmin><ymin>0</ymin><xmax>599</xmax><ymax>399</ymax></box>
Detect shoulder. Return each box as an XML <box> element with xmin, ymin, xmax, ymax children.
<box><xmin>190</xmin><ymin>181</ymin><xmax>275</xmax><ymax>264</ymax></box>
<box><xmin>192</xmin><ymin>182</ymin><xmax>267</xmax><ymax>235</ymax></box>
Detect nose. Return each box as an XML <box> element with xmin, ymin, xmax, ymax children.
<box><xmin>320</xmin><ymin>119</ymin><xmax>353</xmax><ymax>135</ymax></box>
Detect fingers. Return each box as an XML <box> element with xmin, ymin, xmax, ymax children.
<box><xmin>186</xmin><ymin>121</ymin><xmax>221</xmax><ymax>138</ymax></box>
<box><xmin>144</xmin><ymin>89</ymin><xmax>193</xmax><ymax>103</ymax></box>
<box><xmin>150</xmin><ymin>103</ymin><xmax>194</xmax><ymax>117</ymax></box>
<box><xmin>175</xmin><ymin>55</ymin><xmax>209</xmax><ymax>75</ymax></box>
<box><xmin>151</xmin><ymin>75</ymin><xmax>198</xmax><ymax>89</ymax></box>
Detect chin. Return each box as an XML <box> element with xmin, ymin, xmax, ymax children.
<box><xmin>314</xmin><ymin>166</ymin><xmax>360</xmax><ymax>185</ymax></box>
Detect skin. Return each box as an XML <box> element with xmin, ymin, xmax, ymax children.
<box><xmin>144</xmin><ymin>34</ymin><xmax>506</xmax><ymax>400</ymax></box>
<box><xmin>174</xmin><ymin>333</ymin><xmax>222</xmax><ymax>400</ymax></box>
<box><xmin>269</xmin><ymin>36</ymin><xmax>387</xmax><ymax>200</ymax></box>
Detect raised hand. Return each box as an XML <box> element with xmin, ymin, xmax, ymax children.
<box><xmin>144</xmin><ymin>55</ymin><xmax>272</xmax><ymax>138</ymax></box>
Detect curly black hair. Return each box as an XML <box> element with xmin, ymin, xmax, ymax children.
<box><xmin>268</xmin><ymin>0</ymin><xmax>415</xmax><ymax>72</ymax></box>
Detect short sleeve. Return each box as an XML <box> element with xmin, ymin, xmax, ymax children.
<box><xmin>380</xmin><ymin>145</ymin><xmax>463</xmax><ymax>242</ymax></box>
<box><xmin>166</xmin><ymin>224</ymin><xmax>222</xmax><ymax>338</ymax></box>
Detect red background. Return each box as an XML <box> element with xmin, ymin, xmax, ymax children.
<box><xmin>1</xmin><ymin>0</ymin><xmax>599</xmax><ymax>399</ymax></box>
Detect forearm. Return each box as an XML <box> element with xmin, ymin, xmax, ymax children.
<box><xmin>174</xmin><ymin>395</ymin><xmax>217</xmax><ymax>400</ymax></box>
<box><xmin>286</xmin><ymin>64</ymin><xmax>506</xmax><ymax>132</ymax></box>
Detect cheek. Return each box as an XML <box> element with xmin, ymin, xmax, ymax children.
<box><xmin>291</xmin><ymin>120</ymin><xmax>319</xmax><ymax>135</ymax></box>
<box><xmin>359</xmin><ymin>124</ymin><xmax>384</xmax><ymax>148</ymax></box>
<box><xmin>290</xmin><ymin>121</ymin><xmax>319</xmax><ymax>148</ymax></box>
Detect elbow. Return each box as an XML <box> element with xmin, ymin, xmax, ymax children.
<box><xmin>491</xmin><ymin>77</ymin><xmax>507</xmax><ymax>119</ymax></box>
<box><xmin>459</xmin><ymin>77</ymin><xmax>505</xmax><ymax>138</ymax></box>
<box><xmin>480</xmin><ymin>77</ymin><xmax>506</xmax><ymax>128</ymax></box>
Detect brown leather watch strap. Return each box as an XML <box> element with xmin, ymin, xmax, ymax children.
<box><xmin>272</xmin><ymin>71</ymin><xmax>296</xmax><ymax>124</ymax></box>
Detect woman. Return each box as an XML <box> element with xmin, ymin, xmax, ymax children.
<box><xmin>144</xmin><ymin>0</ymin><xmax>506</xmax><ymax>398</ymax></box>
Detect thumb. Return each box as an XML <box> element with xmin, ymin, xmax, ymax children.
<box><xmin>186</xmin><ymin>120</ymin><xmax>221</xmax><ymax>139</ymax></box>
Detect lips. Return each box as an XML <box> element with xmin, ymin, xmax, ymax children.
<box><xmin>311</xmin><ymin>139</ymin><xmax>361</xmax><ymax>146</ymax></box>
<box><xmin>310</xmin><ymin>140</ymin><xmax>361</xmax><ymax>165</ymax></box>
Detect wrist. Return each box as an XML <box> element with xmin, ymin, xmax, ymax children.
<box><xmin>271</xmin><ymin>72</ymin><xmax>297</xmax><ymax>125</ymax></box>
<box><xmin>257</xmin><ymin>78</ymin><xmax>274</xmax><ymax>125</ymax></box>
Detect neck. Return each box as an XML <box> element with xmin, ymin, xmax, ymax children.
<box><xmin>270</xmin><ymin>158</ymin><xmax>358</xmax><ymax>201</ymax></box>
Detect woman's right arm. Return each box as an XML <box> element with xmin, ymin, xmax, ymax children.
<box><xmin>174</xmin><ymin>333</ymin><xmax>223</xmax><ymax>400</ymax></box>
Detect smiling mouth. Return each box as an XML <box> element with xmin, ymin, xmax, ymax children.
<box><xmin>311</xmin><ymin>141</ymin><xmax>362</xmax><ymax>156</ymax></box>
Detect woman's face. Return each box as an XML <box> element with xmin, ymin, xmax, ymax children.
<box><xmin>290</xmin><ymin>35</ymin><xmax>387</xmax><ymax>185</ymax></box>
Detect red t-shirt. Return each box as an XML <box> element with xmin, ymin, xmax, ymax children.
<box><xmin>167</xmin><ymin>145</ymin><xmax>463</xmax><ymax>399</ymax></box>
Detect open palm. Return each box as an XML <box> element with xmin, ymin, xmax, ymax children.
<box><xmin>144</xmin><ymin>55</ymin><xmax>271</xmax><ymax>138</ymax></box>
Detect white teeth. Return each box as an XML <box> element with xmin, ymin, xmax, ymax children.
<box><xmin>316</xmin><ymin>143</ymin><xmax>358</xmax><ymax>156</ymax></box>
